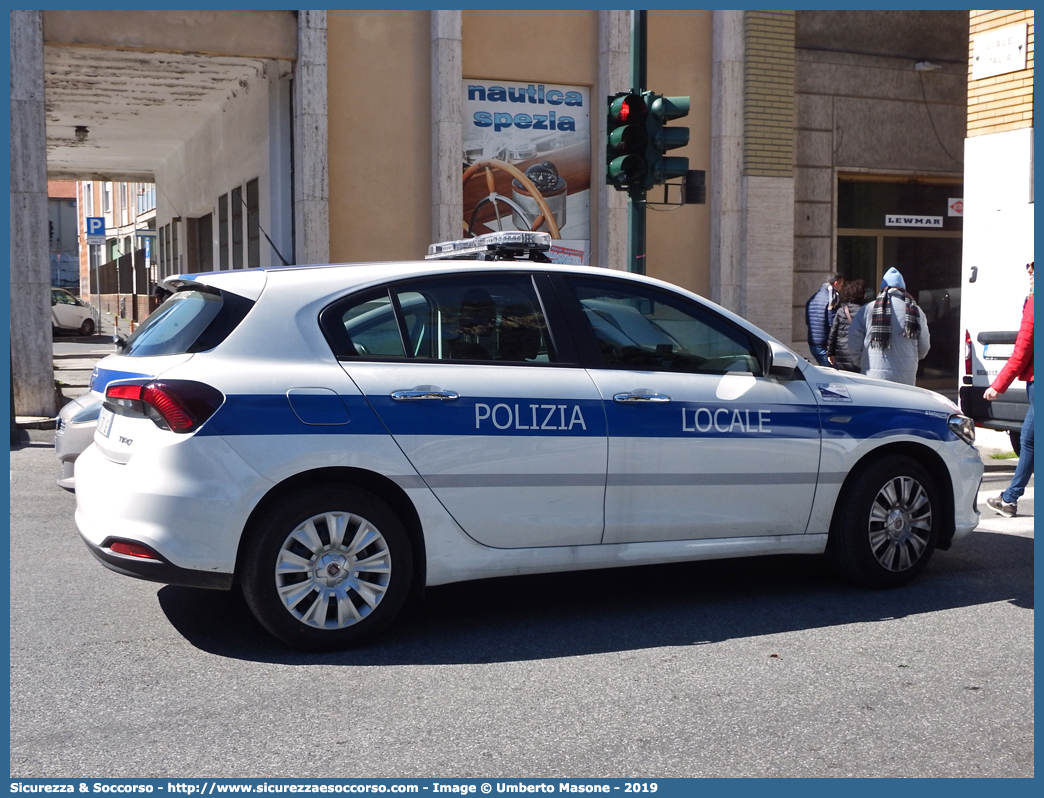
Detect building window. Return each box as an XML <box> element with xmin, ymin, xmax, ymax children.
<box><xmin>246</xmin><ymin>178</ymin><xmax>260</xmax><ymax>269</ymax></box>
<box><xmin>159</xmin><ymin>226</ymin><xmax>167</xmax><ymax>278</ymax></box>
<box><xmin>172</xmin><ymin>221</ymin><xmax>180</xmax><ymax>274</ymax></box>
<box><xmin>218</xmin><ymin>193</ymin><xmax>229</xmax><ymax>270</ymax></box>
<box><xmin>137</xmin><ymin>185</ymin><xmax>156</xmax><ymax>215</ymax></box>
<box><xmin>83</xmin><ymin>182</ymin><xmax>94</xmax><ymax>217</ymax></box>
<box><xmin>120</xmin><ymin>184</ymin><xmax>129</xmax><ymax>226</ymax></box>
<box><xmin>197</xmin><ymin>213</ymin><xmax>214</xmax><ymax>273</ymax></box>
<box><xmin>231</xmin><ymin>187</ymin><xmax>244</xmax><ymax>269</ymax></box>
<box><xmin>103</xmin><ymin>182</ymin><xmax>112</xmax><ymax>214</ymax></box>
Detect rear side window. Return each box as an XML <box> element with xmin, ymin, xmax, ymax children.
<box><xmin>323</xmin><ymin>275</ymin><xmax>556</xmax><ymax>364</ymax></box>
<box><xmin>121</xmin><ymin>287</ymin><xmax>254</xmax><ymax>357</ymax></box>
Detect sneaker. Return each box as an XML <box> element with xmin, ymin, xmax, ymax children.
<box><xmin>986</xmin><ymin>496</ymin><xmax>1018</xmax><ymax>517</ymax></box>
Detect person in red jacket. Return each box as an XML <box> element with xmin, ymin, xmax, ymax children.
<box><xmin>985</xmin><ymin>261</ymin><xmax>1034</xmax><ymax>517</ymax></box>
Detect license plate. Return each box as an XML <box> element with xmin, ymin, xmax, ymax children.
<box><xmin>97</xmin><ymin>406</ymin><xmax>114</xmax><ymax>438</ymax></box>
<box><xmin>983</xmin><ymin>344</ymin><xmax>1014</xmax><ymax>359</ymax></box>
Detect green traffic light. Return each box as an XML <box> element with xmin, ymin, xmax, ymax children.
<box><xmin>640</xmin><ymin>92</ymin><xmax>691</xmax><ymax>188</ymax></box>
<box><xmin>648</xmin><ymin>155</ymin><xmax>689</xmax><ymax>186</ymax></box>
<box><xmin>608</xmin><ymin>124</ymin><xmax>647</xmax><ymax>155</ymax></box>
<box><xmin>649</xmin><ymin>95</ymin><xmax>690</xmax><ymax>122</ymax></box>
<box><xmin>608</xmin><ymin>154</ymin><xmax>646</xmax><ymax>187</ymax></box>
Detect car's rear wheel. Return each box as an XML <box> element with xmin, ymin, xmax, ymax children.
<box><xmin>241</xmin><ymin>485</ymin><xmax>413</xmax><ymax>649</ymax></box>
<box><xmin>79</xmin><ymin>317</ymin><xmax>95</xmax><ymax>336</ymax></box>
<box><xmin>828</xmin><ymin>455</ymin><xmax>939</xmax><ymax>588</ymax></box>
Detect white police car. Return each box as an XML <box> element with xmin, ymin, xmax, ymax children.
<box><xmin>74</xmin><ymin>232</ymin><xmax>983</xmax><ymax>649</ymax></box>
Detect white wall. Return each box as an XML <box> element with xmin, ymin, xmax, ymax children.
<box><xmin>960</xmin><ymin>127</ymin><xmax>1035</xmax><ymax>376</ymax></box>
<box><xmin>154</xmin><ymin>58</ymin><xmax>294</xmax><ymax>271</ymax></box>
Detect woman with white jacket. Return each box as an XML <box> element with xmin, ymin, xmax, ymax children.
<box><xmin>847</xmin><ymin>267</ymin><xmax>930</xmax><ymax>386</ymax></box>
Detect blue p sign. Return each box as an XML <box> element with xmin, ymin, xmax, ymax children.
<box><xmin>85</xmin><ymin>217</ymin><xmax>105</xmax><ymax>236</ymax></box>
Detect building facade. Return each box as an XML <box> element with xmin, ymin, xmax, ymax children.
<box><xmin>11</xmin><ymin>9</ymin><xmax>1027</xmax><ymax>416</ymax></box>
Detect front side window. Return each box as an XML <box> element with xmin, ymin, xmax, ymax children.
<box><xmin>327</xmin><ymin>275</ymin><xmax>555</xmax><ymax>364</ymax></box>
<box><xmin>565</xmin><ymin>277</ymin><xmax>763</xmax><ymax>375</ymax></box>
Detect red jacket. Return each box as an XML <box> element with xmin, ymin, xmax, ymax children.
<box><xmin>990</xmin><ymin>296</ymin><xmax>1034</xmax><ymax>393</ymax></box>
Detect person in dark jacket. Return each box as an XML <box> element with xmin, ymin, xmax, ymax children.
<box><xmin>826</xmin><ymin>279</ymin><xmax>866</xmax><ymax>372</ymax></box>
<box><xmin>805</xmin><ymin>273</ymin><xmax>844</xmax><ymax>366</ymax></box>
<box><xmin>985</xmin><ymin>261</ymin><xmax>1034</xmax><ymax>517</ymax></box>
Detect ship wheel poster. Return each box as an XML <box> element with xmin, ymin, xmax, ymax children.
<box><xmin>463</xmin><ymin>80</ymin><xmax>591</xmax><ymax>265</ymax></box>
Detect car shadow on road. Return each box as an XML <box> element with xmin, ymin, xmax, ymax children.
<box><xmin>156</xmin><ymin>528</ymin><xmax>1033</xmax><ymax>666</ymax></box>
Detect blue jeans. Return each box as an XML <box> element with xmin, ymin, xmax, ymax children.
<box><xmin>1003</xmin><ymin>380</ymin><xmax>1034</xmax><ymax>503</ymax></box>
<box><xmin>810</xmin><ymin>345</ymin><xmax>831</xmax><ymax>367</ymax></box>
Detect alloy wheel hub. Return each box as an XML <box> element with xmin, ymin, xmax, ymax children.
<box><xmin>886</xmin><ymin>509</ymin><xmax>910</xmax><ymax>537</ymax></box>
<box><xmin>314</xmin><ymin>551</ymin><xmax>352</xmax><ymax>588</ymax></box>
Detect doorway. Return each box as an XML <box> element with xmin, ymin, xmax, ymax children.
<box><xmin>836</xmin><ymin>177</ymin><xmax>963</xmax><ymax>390</ymax></box>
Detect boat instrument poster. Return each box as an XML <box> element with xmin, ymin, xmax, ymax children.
<box><xmin>462</xmin><ymin>80</ymin><xmax>591</xmax><ymax>265</ymax></box>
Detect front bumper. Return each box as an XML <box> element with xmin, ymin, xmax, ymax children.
<box><xmin>944</xmin><ymin>438</ymin><xmax>984</xmax><ymax>542</ymax></box>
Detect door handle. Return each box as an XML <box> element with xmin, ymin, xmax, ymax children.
<box><xmin>613</xmin><ymin>391</ymin><xmax>671</xmax><ymax>404</ymax></box>
<box><xmin>391</xmin><ymin>388</ymin><xmax>460</xmax><ymax>401</ymax></box>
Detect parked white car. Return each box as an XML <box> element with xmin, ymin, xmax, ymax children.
<box><xmin>73</xmin><ymin>232</ymin><xmax>983</xmax><ymax>649</ymax></box>
<box><xmin>51</xmin><ymin>287</ymin><xmax>96</xmax><ymax>336</ymax></box>
<box><xmin>55</xmin><ymin>391</ymin><xmax>105</xmax><ymax>490</ymax></box>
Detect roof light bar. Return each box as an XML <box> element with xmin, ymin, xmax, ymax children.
<box><xmin>425</xmin><ymin>231</ymin><xmax>552</xmax><ymax>262</ymax></box>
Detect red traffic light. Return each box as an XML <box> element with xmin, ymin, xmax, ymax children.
<box><xmin>608</xmin><ymin>93</ymin><xmax>647</xmax><ymax>125</ymax></box>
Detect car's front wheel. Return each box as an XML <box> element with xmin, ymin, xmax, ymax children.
<box><xmin>79</xmin><ymin>317</ymin><xmax>95</xmax><ymax>336</ymax></box>
<box><xmin>241</xmin><ymin>485</ymin><xmax>413</xmax><ymax>649</ymax></box>
<box><xmin>828</xmin><ymin>455</ymin><xmax>939</xmax><ymax>588</ymax></box>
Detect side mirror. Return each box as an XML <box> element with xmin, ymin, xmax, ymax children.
<box><xmin>51</xmin><ymin>297</ymin><xmax>57</xmax><ymax>306</ymax></box>
<box><xmin>768</xmin><ymin>341</ymin><xmax>800</xmax><ymax>377</ymax></box>
<box><xmin>113</xmin><ymin>333</ymin><xmax>127</xmax><ymax>352</ymax></box>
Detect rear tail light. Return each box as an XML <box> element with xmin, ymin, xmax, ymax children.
<box><xmin>963</xmin><ymin>329</ymin><xmax>972</xmax><ymax>376</ymax></box>
<box><xmin>104</xmin><ymin>380</ymin><xmax>224</xmax><ymax>433</ymax></box>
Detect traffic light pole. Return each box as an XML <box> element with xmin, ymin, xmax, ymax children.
<box><xmin>628</xmin><ymin>10</ymin><xmax>647</xmax><ymax>275</ymax></box>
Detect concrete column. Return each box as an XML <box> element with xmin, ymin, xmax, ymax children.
<box><xmin>597</xmin><ymin>10</ymin><xmax>630</xmax><ymax>270</ymax></box>
<box><xmin>293</xmin><ymin>10</ymin><xmax>329</xmax><ymax>265</ymax></box>
<box><xmin>710</xmin><ymin>10</ymin><xmax>745</xmax><ymax>314</ymax></box>
<box><xmin>268</xmin><ymin>60</ymin><xmax>295</xmax><ymax>267</ymax></box>
<box><xmin>431</xmin><ymin>10</ymin><xmax>463</xmax><ymax>245</ymax></box>
<box><xmin>744</xmin><ymin>177</ymin><xmax>795</xmax><ymax>340</ymax></box>
<box><xmin>10</xmin><ymin>10</ymin><xmax>55</xmax><ymax>417</ymax></box>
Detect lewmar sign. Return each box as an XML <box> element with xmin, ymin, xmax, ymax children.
<box><xmin>885</xmin><ymin>215</ymin><xmax>943</xmax><ymax>228</ymax></box>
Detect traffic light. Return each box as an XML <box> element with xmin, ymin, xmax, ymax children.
<box><xmin>642</xmin><ymin>92</ymin><xmax>690</xmax><ymax>188</ymax></box>
<box><xmin>605</xmin><ymin>92</ymin><xmax>648</xmax><ymax>192</ymax></box>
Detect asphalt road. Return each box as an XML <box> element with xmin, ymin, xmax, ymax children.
<box><xmin>9</xmin><ymin>432</ymin><xmax>1033</xmax><ymax>779</ymax></box>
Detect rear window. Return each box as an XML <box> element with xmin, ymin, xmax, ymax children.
<box><xmin>121</xmin><ymin>287</ymin><xmax>254</xmax><ymax>357</ymax></box>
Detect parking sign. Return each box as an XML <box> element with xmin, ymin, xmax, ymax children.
<box><xmin>85</xmin><ymin>217</ymin><xmax>106</xmax><ymax>245</ymax></box>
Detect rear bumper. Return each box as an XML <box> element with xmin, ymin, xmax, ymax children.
<box><xmin>78</xmin><ymin>531</ymin><xmax>233</xmax><ymax>590</ymax></box>
<box><xmin>74</xmin><ymin>436</ymin><xmax>272</xmax><ymax>577</ymax></box>
<box><xmin>960</xmin><ymin>385</ymin><xmax>1029</xmax><ymax>432</ymax></box>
